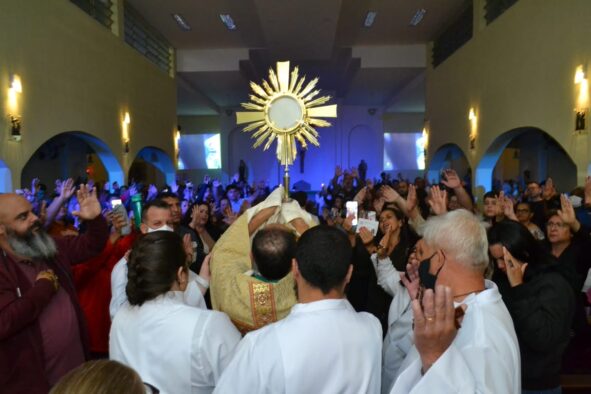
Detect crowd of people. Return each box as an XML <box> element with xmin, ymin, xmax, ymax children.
<box><xmin>1</xmin><ymin>163</ymin><xmax>590</xmax><ymax>393</ymax></box>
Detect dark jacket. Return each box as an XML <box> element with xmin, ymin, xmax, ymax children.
<box><xmin>0</xmin><ymin>216</ymin><xmax>108</xmax><ymax>394</ymax></box>
<box><xmin>494</xmin><ymin>263</ymin><xmax>575</xmax><ymax>390</ymax></box>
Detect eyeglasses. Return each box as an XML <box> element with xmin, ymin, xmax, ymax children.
<box><xmin>547</xmin><ymin>222</ymin><xmax>568</xmax><ymax>229</ymax></box>
<box><xmin>515</xmin><ymin>209</ymin><xmax>530</xmax><ymax>213</ymax></box>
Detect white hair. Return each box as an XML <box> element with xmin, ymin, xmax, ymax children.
<box><xmin>422</xmin><ymin>209</ymin><xmax>489</xmax><ymax>272</ymax></box>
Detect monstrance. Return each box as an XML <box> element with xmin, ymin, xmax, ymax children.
<box><xmin>236</xmin><ymin>61</ymin><xmax>337</xmax><ymax>201</ymax></box>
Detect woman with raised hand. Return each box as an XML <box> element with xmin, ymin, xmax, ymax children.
<box><xmin>344</xmin><ymin>205</ymin><xmax>419</xmax><ymax>332</ymax></box>
<box><xmin>109</xmin><ymin>231</ymin><xmax>240</xmax><ymax>394</ymax></box>
<box><xmin>184</xmin><ymin>202</ymin><xmax>218</xmax><ymax>273</ymax></box>
<box><xmin>488</xmin><ymin>220</ymin><xmax>574</xmax><ymax>393</ymax></box>
<box><xmin>543</xmin><ymin>194</ymin><xmax>591</xmax><ymax>373</ymax></box>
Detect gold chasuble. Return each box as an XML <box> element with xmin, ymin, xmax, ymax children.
<box><xmin>210</xmin><ymin>215</ymin><xmax>297</xmax><ymax>335</ymax></box>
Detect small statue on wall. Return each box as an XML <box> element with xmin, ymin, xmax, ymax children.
<box><xmin>238</xmin><ymin>159</ymin><xmax>247</xmax><ymax>183</ymax></box>
<box><xmin>358</xmin><ymin>159</ymin><xmax>367</xmax><ymax>183</ymax></box>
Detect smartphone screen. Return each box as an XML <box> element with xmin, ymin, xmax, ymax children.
<box><xmin>345</xmin><ymin>201</ymin><xmax>358</xmax><ymax>226</ymax></box>
<box><xmin>110</xmin><ymin>199</ymin><xmax>123</xmax><ymax>209</ymax></box>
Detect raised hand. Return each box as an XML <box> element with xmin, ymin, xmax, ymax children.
<box><xmin>500</xmin><ymin>192</ymin><xmax>517</xmax><ymax>221</ymax></box>
<box><xmin>406</xmin><ymin>184</ymin><xmax>418</xmax><ymax>213</ymax></box>
<box><xmin>503</xmin><ymin>246</ymin><xmax>527</xmax><ymax>287</ymax></box>
<box><xmin>380</xmin><ymin>185</ymin><xmax>401</xmax><ymax>203</ymax></box>
<box><xmin>401</xmin><ymin>247</ymin><xmax>420</xmax><ymax>300</ymax></box>
<box><xmin>170</xmin><ymin>181</ymin><xmax>179</xmax><ymax>194</ymax></box>
<box><xmin>557</xmin><ymin>193</ymin><xmax>579</xmax><ymax>231</ymax></box>
<box><xmin>373</xmin><ymin>196</ymin><xmax>385</xmax><ymax>214</ymax></box>
<box><xmin>412</xmin><ymin>286</ymin><xmax>459</xmax><ymax>374</ymax></box>
<box><xmin>60</xmin><ymin>178</ymin><xmax>75</xmax><ymax>201</ymax></box>
<box><xmin>148</xmin><ymin>184</ymin><xmax>158</xmax><ymax>197</ymax></box>
<box><xmin>428</xmin><ymin>186</ymin><xmax>448</xmax><ymax>216</ymax></box>
<box><xmin>342</xmin><ymin>213</ymin><xmax>355</xmax><ymax>233</ymax></box>
<box><xmin>353</xmin><ymin>187</ymin><xmax>367</xmax><ymax>204</ymax></box>
<box><xmin>128</xmin><ymin>183</ymin><xmax>138</xmax><ymax>197</ymax></box>
<box><xmin>358</xmin><ymin>226</ymin><xmax>374</xmax><ymax>247</ymax></box>
<box><xmin>72</xmin><ymin>184</ymin><xmax>101</xmax><ymax>220</ymax></box>
<box><xmin>376</xmin><ymin>227</ymin><xmax>393</xmax><ymax>259</ymax></box>
<box><xmin>111</xmin><ymin>211</ymin><xmax>128</xmax><ymax>235</ymax></box>
<box><xmin>440</xmin><ymin>169</ymin><xmax>461</xmax><ymax>189</ymax></box>
<box><xmin>199</xmin><ymin>253</ymin><xmax>212</xmax><ymax>283</ymax></box>
<box><xmin>38</xmin><ymin>201</ymin><xmax>47</xmax><ymax>225</ymax></box>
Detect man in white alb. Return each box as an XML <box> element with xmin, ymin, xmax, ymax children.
<box><xmin>390</xmin><ymin>209</ymin><xmax>521</xmax><ymax>393</ymax></box>
<box><xmin>214</xmin><ymin>225</ymin><xmax>383</xmax><ymax>394</ymax></box>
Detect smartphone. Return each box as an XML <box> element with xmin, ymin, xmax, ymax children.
<box><xmin>110</xmin><ymin>199</ymin><xmax>123</xmax><ymax>209</ymax></box>
<box><xmin>112</xmin><ymin>203</ymin><xmax>131</xmax><ymax>235</ymax></box>
<box><xmin>345</xmin><ymin>201</ymin><xmax>358</xmax><ymax>226</ymax></box>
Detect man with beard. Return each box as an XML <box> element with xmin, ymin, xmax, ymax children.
<box><xmin>0</xmin><ymin>184</ymin><xmax>108</xmax><ymax>393</ymax></box>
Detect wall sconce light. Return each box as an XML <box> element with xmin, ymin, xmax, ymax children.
<box><xmin>7</xmin><ymin>75</ymin><xmax>23</xmax><ymax>142</ymax></box>
<box><xmin>468</xmin><ymin>108</ymin><xmax>477</xmax><ymax>150</ymax></box>
<box><xmin>575</xmin><ymin>65</ymin><xmax>586</xmax><ymax>84</ymax></box>
<box><xmin>122</xmin><ymin>111</ymin><xmax>131</xmax><ymax>153</ymax></box>
<box><xmin>574</xmin><ymin>65</ymin><xmax>589</xmax><ymax>133</ymax></box>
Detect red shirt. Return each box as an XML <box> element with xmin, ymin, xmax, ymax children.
<box><xmin>72</xmin><ymin>232</ymin><xmax>137</xmax><ymax>354</ymax></box>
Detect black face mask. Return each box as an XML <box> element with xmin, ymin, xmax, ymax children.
<box><xmin>418</xmin><ymin>252</ymin><xmax>445</xmax><ymax>290</ymax></box>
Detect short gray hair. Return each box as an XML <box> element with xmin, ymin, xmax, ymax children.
<box><xmin>422</xmin><ymin>209</ymin><xmax>489</xmax><ymax>272</ymax></box>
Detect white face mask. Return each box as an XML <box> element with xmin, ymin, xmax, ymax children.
<box><xmin>147</xmin><ymin>224</ymin><xmax>174</xmax><ymax>233</ymax></box>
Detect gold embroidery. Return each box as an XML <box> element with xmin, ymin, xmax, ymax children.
<box><xmin>249</xmin><ymin>282</ymin><xmax>277</xmax><ymax>329</ymax></box>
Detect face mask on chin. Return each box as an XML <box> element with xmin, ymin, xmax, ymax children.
<box><xmin>147</xmin><ymin>224</ymin><xmax>174</xmax><ymax>233</ymax></box>
<box><xmin>418</xmin><ymin>251</ymin><xmax>445</xmax><ymax>291</ymax></box>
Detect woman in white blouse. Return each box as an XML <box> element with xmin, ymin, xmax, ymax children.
<box><xmin>109</xmin><ymin>231</ymin><xmax>241</xmax><ymax>394</ymax></box>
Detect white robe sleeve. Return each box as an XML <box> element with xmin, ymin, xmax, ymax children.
<box><xmin>109</xmin><ymin>256</ymin><xmax>128</xmax><ymax>320</ymax></box>
<box><xmin>194</xmin><ymin>312</ymin><xmax>241</xmax><ymax>391</ymax></box>
<box><xmin>184</xmin><ymin>271</ymin><xmax>208</xmax><ymax>309</ymax></box>
<box><xmin>370</xmin><ymin>254</ymin><xmax>403</xmax><ymax>297</ymax></box>
<box><xmin>391</xmin><ymin>343</ymin><xmax>516</xmax><ymax>394</ymax></box>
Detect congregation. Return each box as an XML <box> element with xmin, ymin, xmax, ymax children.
<box><xmin>1</xmin><ymin>164</ymin><xmax>590</xmax><ymax>393</ymax></box>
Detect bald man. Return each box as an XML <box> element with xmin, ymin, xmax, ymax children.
<box><xmin>0</xmin><ymin>185</ymin><xmax>108</xmax><ymax>393</ymax></box>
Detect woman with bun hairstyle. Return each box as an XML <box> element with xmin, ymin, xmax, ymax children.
<box><xmin>109</xmin><ymin>231</ymin><xmax>240</xmax><ymax>394</ymax></box>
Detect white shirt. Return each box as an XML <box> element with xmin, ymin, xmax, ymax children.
<box><xmin>370</xmin><ymin>254</ymin><xmax>414</xmax><ymax>394</ymax></box>
<box><xmin>390</xmin><ymin>280</ymin><xmax>521</xmax><ymax>394</ymax></box>
<box><xmin>214</xmin><ymin>298</ymin><xmax>382</xmax><ymax>394</ymax></box>
<box><xmin>110</xmin><ymin>291</ymin><xmax>241</xmax><ymax>394</ymax></box>
<box><xmin>110</xmin><ymin>256</ymin><xmax>207</xmax><ymax>319</ymax></box>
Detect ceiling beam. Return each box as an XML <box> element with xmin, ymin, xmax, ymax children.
<box><xmin>382</xmin><ymin>71</ymin><xmax>425</xmax><ymax>111</ymax></box>
<box><xmin>177</xmin><ymin>74</ymin><xmax>221</xmax><ymax>115</ymax></box>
